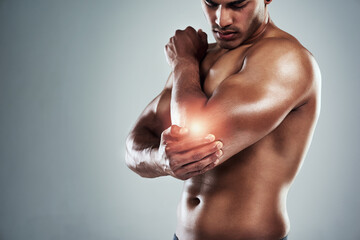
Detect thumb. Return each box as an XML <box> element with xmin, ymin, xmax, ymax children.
<box><xmin>198</xmin><ymin>29</ymin><xmax>208</xmax><ymax>44</ymax></box>
<box><xmin>170</xmin><ymin>125</ymin><xmax>188</xmax><ymax>137</ymax></box>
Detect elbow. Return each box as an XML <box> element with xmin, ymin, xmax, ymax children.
<box><xmin>171</xmin><ymin>97</ymin><xmax>208</xmax><ymax>127</ymax></box>
<box><xmin>125</xmin><ymin>148</ymin><xmax>137</xmax><ymax>172</ymax></box>
<box><xmin>125</xmin><ymin>151</ymin><xmax>157</xmax><ymax>179</ymax></box>
<box><xmin>124</xmin><ymin>135</ymin><xmax>157</xmax><ymax>178</ymax></box>
<box><xmin>125</xmin><ymin>134</ymin><xmax>140</xmax><ymax>174</ymax></box>
<box><xmin>125</xmin><ymin>143</ymin><xmax>147</xmax><ymax>177</ymax></box>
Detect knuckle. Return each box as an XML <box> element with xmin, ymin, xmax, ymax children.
<box><xmin>186</xmin><ymin>26</ymin><xmax>194</xmax><ymax>32</ymax></box>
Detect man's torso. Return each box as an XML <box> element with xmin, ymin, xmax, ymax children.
<box><xmin>172</xmin><ymin>23</ymin><xmax>320</xmax><ymax>240</ymax></box>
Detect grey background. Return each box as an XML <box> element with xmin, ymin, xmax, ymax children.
<box><xmin>1</xmin><ymin>0</ymin><xmax>359</xmax><ymax>239</ymax></box>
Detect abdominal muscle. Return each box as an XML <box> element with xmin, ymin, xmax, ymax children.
<box><xmin>175</xmin><ymin>139</ymin><xmax>294</xmax><ymax>240</ymax></box>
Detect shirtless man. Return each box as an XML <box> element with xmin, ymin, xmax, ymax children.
<box><xmin>125</xmin><ymin>0</ymin><xmax>321</xmax><ymax>239</ymax></box>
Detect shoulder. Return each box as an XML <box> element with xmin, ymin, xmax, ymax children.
<box><xmin>248</xmin><ymin>36</ymin><xmax>320</xmax><ymax>76</ymax></box>
<box><xmin>248</xmin><ymin>37</ymin><xmax>314</xmax><ymax>69</ymax></box>
<box><xmin>244</xmin><ymin>36</ymin><xmax>321</xmax><ymax>94</ymax></box>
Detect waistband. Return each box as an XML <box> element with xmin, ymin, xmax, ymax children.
<box><xmin>173</xmin><ymin>234</ymin><xmax>288</xmax><ymax>240</ymax></box>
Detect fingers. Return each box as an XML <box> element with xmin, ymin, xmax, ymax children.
<box><xmin>160</xmin><ymin>124</ymin><xmax>223</xmax><ymax>180</ymax></box>
<box><xmin>166</xmin><ymin>134</ymin><xmax>215</xmax><ymax>153</ymax></box>
<box><xmin>174</xmin><ymin>26</ymin><xmax>196</xmax><ymax>38</ymax></box>
<box><xmin>184</xmin><ymin>161</ymin><xmax>218</xmax><ymax>179</ymax></box>
<box><xmin>169</xmin><ymin>141</ymin><xmax>223</xmax><ymax>172</ymax></box>
<box><xmin>186</xmin><ymin>26</ymin><xmax>197</xmax><ymax>35</ymax></box>
<box><xmin>173</xmin><ymin>150</ymin><xmax>223</xmax><ymax>180</ymax></box>
<box><xmin>170</xmin><ymin>125</ymin><xmax>188</xmax><ymax>137</ymax></box>
<box><xmin>174</xmin><ymin>26</ymin><xmax>203</xmax><ymax>40</ymax></box>
<box><xmin>161</xmin><ymin>125</ymin><xmax>188</xmax><ymax>142</ymax></box>
<box><xmin>198</xmin><ymin>29</ymin><xmax>208</xmax><ymax>44</ymax></box>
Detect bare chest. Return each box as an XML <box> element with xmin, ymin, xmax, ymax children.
<box><xmin>200</xmin><ymin>45</ymin><xmax>250</xmax><ymax>97</ymax></box>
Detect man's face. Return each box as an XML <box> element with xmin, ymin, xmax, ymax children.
<box><xmin>201</xmin><ymin>0</ymin><xmax>267</xmax><ymax>49</ymax></box>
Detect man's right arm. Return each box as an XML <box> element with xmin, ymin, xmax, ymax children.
<box><xmin>125</xmin><ymin>76</ymin><xmax>173</xmax><ymax>178</ymax></box>
<box><xmin>125</xmin><ymin>74</ymin><xmax>224</xmax><ymax>180</ymax></box>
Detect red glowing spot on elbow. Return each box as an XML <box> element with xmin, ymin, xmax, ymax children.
<box><xmin>189</xmin><ymin>121</ymin><xmax>206</xmax><ymax>137</ymax></box>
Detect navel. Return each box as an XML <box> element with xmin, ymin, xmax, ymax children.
<box><xmin>188</xmin><ymin>196</ymin><xmax>201</xmax><ymax>207</ymax></box>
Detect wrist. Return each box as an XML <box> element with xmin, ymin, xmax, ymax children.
<box><xmin>172</xmin><ymin>57</ymin><xmax>199</xmax><ymax>70</ymax></box>
<box><xmin>172</xmin><ymin>60</ymin><xmax>200</xmax><ymax>79</ymax></box>
<box><xmin>150</xmin><ymin>147</ymin><xmax>169</xmax><ymax>176</ymax></box>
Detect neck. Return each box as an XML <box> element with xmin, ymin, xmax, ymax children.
<box><xmin>243</xmin><ymin>12</ymin><xmax>270</xmax><ymax>45</ymax></box>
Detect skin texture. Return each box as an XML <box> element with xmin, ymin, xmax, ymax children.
<box><xmin>126</xmin><ymin>0</ymin><xmax>321</xmax><ymax>239</ymax></box>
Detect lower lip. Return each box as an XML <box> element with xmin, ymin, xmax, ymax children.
<box><xmin>216</xmin><ymin>32</ymin><xmax>237</xmax><ymax>41</ymax></box>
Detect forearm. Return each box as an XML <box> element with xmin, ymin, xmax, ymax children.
<box><xmin>125</xmin><ymin>129</ymin><xmax>168</xmax><ymax>178</ymax></box>
<box><xmin>171</xmin><ymin>61</ymin><xmax>209</xmax><ymax>127</ymax></box>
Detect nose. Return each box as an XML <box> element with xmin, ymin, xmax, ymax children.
<box><xmin>215</xmin><ymin>6</ymin><xmax>233</xmax><ymax>28</ymax></box>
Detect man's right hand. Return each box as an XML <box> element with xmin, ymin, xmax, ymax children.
<box><xmin>158</xmin><ymin>125</ymin><xmax>223</xmax><ymax>180</ymax></box>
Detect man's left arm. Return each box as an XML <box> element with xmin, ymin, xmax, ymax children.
<box><xmin>165</xmin><ymin>27</ymin><xmax>321</xmax><ymax>166</ymax></box>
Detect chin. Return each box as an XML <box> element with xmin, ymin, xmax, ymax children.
<box><xmin>215</xmin><ymin>36</ymin><xmax>244</xmax><ymax>50</ymax></box>
<box><xmin>217</xmin><ymin>40</ymin><xmax>242</xmax><ymax>50</ymax></box>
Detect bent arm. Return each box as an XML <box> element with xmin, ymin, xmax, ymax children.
<box><xmin>125</xmin><ymin>79</ymin><xmax>172</xmax><ymax>178</ymax></box>
<box><xmin>126</xmin><ymin>74</ymin><xmax>222</xmax><ymax>180</ymax></box>
<box><xmin>171</xmin><ymin>39</ymin><xmax>321</xmax><ymax>164</ymax></box>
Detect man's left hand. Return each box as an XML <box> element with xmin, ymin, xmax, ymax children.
<box><xmin>165</xmin><ymin>26</ymin><xmax>208</xmax><ymax>68</ymax></box>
